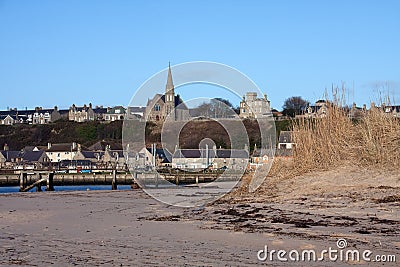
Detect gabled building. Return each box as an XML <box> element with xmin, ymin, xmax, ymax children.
<box><xmin>22</xmin><ymin>150</ymin><xmax>50</xmax><ymax>167</ymax></box>
<box><xmin>138</xmin><ymin>146</ymin><xmax>172</xmax><ymax>167</ymax></box>
<box><xmin>103</xmin><ymin>146</ymin><xmax>126</xmax><ymax>169</ymax></box>
<box><xmin>239</xmin><ymin>92</ymin><xmax>271</xmax><ymax>119</ymax></box>
<box><xmin>172</xmin><ymin>148</ymin><xmax>248</xmax><ymax>170</ymax></box>
<box><xmin>46</xmin><ymin>142</ymin><xmax>80</xmax><ymax>162</ymax></box>
<box><xmin>88</xmin><ymin>140</ymin><xmax>122</xmax><ymax>151</ymax></box>
<box><xmin>30</xmin><ymin>106</ymin><xmax>61</xmax><ymax>124</ymax></box>
<box><xmin>69</xmin><ymin>103</ymin><xmax>95</xmax><ymax>122</ymax></box>
<box><xmin>0</xmin><ymin>115</ymin><xmax>15</xmax><ymax>125</ymax></box>
<box><xmin>104</xmin><ymin>106</ymin><xmax>126</xmax><ymax>122</ymax></box>
<box><xmin>305</xmin><ymin>100</ymin><xmax>329</xmax><ymax>118</ymax></box>
<box><xmin>0</xmin><ymin>107</ymin><xmax>62</xmax><ymax>125</ymax></box>
<box><xmin>145</xmin><ymin>63</ymin><xmax>190</xmax><ymax>121</ymax></box>
<box><xmin>73</xmin><ymin>150</ymin><xmax>104</xmax><ymax>163</ymax></box>
<box><xmin>0</xmin><ymin>150</ymin><xmax>24</xmax><ymax>167</ymax></box>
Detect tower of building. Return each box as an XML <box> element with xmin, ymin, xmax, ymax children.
<box><xmin>164</xmin><ymin>62</ymin><xmax>175</xmax><ymax>119</ymax></box>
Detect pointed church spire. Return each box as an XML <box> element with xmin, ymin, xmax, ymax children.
<box><xmin>166</xmin><ymin>62</ymin><xmax>174</xmax><ymax>92</ymax></box>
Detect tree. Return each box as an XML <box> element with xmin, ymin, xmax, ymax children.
<box><xmin>282</xmin><ymin>96</ymin><xmax>309</xmax><ymax>117</ymax></box>
<box><xmin>192</xmin><ymin>98</ymin><xmax>237</xmax><ymax>118</ymax></box>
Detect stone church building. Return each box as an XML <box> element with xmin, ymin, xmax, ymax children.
<box><xmin>145</xmin><ymin>64</ymin><xmax>189</xmax><ymax>121</ymax></box>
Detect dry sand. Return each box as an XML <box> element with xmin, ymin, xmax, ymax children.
<box><xmin>0</xmin><ymin>166</ymin><xmax>399</xmax><ymax>266</ymax></box>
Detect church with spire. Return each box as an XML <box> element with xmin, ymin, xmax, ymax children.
<box><xmin>145</xmin><ymin>63</ymin><xmax>189</xmax><ymax>121</ymax></box>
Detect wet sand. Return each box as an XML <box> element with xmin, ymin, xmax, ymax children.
<box><xmin>0</xmin><ymin>166</ymin><xmax>399</xmax><ymax>266</ymax></box>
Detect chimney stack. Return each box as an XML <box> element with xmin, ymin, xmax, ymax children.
<box><xmin>3</xmin><ymin>143</ymin><xmax>9</xmax><ymax>151</ymax></box>
<box><xmin>47</xmin><ymin>143</ymin><xmax>52</xmax><ymax>149</ymax></box>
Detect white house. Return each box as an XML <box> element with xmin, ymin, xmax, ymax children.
<box><xmin>45</xmin><ymin>142</ymin><xmax>80</xmax><ymax>163</ymax></box>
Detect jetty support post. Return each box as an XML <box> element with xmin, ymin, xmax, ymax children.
<box><xmin>36</xmin><ymin>173</ymin><xmax>42</xmax><ymax>192</ymax></box>
<box><xmin>19</xmin><ymin>172</ymin><xmax>27</xmax><ymax>192</ymax></box>
<box><xmin>112</xmin><ymin>169</ymin><xmax>117</xmax><ymax>190</ymax></box>
<box><xmin>46</xmin><ymin>172</ymin><xmax>54</xmax><ymax>191</ymax></box>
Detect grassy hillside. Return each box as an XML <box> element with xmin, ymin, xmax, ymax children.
<box><xmin>0</xmin><ymin>120</ymin><xmax>123</xmax><ymax>150</ymax></box>
<box><xmin>0</xmin><ymin>119</ymin><xmax>291</xmax><ymax>151</ymax></box>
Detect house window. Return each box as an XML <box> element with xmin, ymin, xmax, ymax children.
<box><xmin>154</xmin><ymin>104</ymin><xmax>161</xmax><ymax>112</ymax></box>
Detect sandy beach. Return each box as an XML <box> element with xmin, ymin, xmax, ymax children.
<box><xmin>0</xmin><ymin>166</ymin><xmax>399</xmax><ymax>266</ymax></box>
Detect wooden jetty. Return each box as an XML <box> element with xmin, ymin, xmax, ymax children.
<box><xmin>0</xmin><ymin>169</ymin><xmax>241</xmax><ymax>192</ymax></box>
<box><xmin>0</xmin><ymin>170</ymin><xmax>132</xmax><ymax>192</ymax></box>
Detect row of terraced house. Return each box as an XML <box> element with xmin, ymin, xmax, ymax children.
<box><xmin>0</xmin><ymin>104</ymin><xmax>146</xmax><ymax>125</ymax></box>
<box><xmin>0</xmin><ymin>139</ymin><xmax>290</xmax><ymax>171</ymax></box>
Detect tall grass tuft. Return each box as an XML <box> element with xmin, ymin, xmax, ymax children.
<box><xmin>292</xmin><ymin>91</ymin><xmax>400</xmax><ymax>173</ymax></box>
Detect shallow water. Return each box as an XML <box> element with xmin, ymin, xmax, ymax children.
<box><xmin>0</xmin><ymin>185</ymin><xmax>132</xmax><ymax>194</ymax></box>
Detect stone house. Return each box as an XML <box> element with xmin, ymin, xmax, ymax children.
<box><xmin>69</xmin><ymin>103</ymin><xmax>95</xmax><ymax>122</ymax></box>
<box><xmin>21</xmin><ymin>150</ymin><xmax>50</xmax><ymax>168</ymax></box>
<box><xmin>145</xmin><ymin>63</ymin><xmax>190</xmax><ymax>121</ymax></box>
<box><xmin>103</xmin><ymin>146</ymin><xmax>126</xmax><ymax>169</ymax></box>
<box><xmin>73</xmin><ymin>151</ymin><xmax>104</xmax><ymax>166</ymax></box>
<box><xmin>0</xmin><ymin>107</ymin><xmax>62</xmax><ymax>125</ymax></box>
<box><xmin>104</xmin><ymin>106</ymin><xmax>126</xmax><ymax>122</ymax></box>
<box><xmin>172</xmin><ymin>148</ymin><xmax>248</xmax><ymax>170</ymax></box>
<box><xmin>305</xmin><ymin>100</ymin><xmax>329</xmax><ymax>118</ymax></box>
<box><xmin>29</xmin><ymin>106</ymin><xmax>61</xmax><ymax>124</ymax></box>
<box><xmin>0</xmin><ymin>150</ymin><xmax>24</xmax><ymax>167</ymax></box>
<box><xmin>239</xmin><ymin>92</ymin><xmax>271</xmax><ymax>119</ymax></box>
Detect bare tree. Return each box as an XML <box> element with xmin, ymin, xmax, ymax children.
<box><xmin>282</xmin><ymin>96</ymin><xmax>309</xmax><ymax>117</ymax></box>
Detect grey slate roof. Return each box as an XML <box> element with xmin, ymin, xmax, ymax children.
<box><xmin>23</xmin><ymin>150</ymin><xmax>46</xmax><ymax>162</ymax></box>
<box><xmin>88</xmin><ymin>141</ymin><xmax>122</xmax><ymax>151</ymax></box>
<box><xmin>0</xmin><ymin>150</ymin><xmax>46</xmax><ymax>162</ymax></box>
<box><xmin>0</xmin><ymin>151</ymin><xmax>22</xmax><ymax>161</ymax></box>
<box><xmin>173</xmin><ymin>149</ymin><xmax>248</xmax><ymax>159</ymax></box>
<box><xmin>146</xmin><ymin>94</ymin><xmax>188</xmax><ymax>110</ymax></box>
<box><xmin>46</xmin><ymin>143</ymin><xmax>78</xmax><ymax>152</ymax></box>
<box><xmin>81</xmin><ymin>151</ymin><xmax>104</xmax><ymax>159</ymax></box>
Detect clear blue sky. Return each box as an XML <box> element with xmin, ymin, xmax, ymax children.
<box><xmin>1</xmin><ymin>0</ymin><xmax>399</xmax><ymax>110</ymax></box>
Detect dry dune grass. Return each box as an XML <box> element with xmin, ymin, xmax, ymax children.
<box><xmin>228</xmin><ymin>93</ymin><xmax>400</xmax><ymax>200</ymax></box>
<box><xmin>292</xmin><ymin>102</ymin><xmax>400</xmax><ymax>173</ymax></box>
